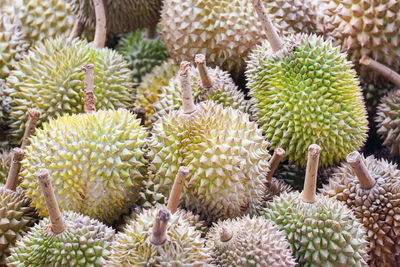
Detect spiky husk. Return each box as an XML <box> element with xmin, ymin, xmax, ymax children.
<box><xmin>262</xmin><ymin>192</ymin><xmax>369</xmax><ymax>266</ymax></box>
<box><xmin>5</xmin><ymin>37</ymin><xmax>134</xmax><ymax>144</ymax></box>
<box><xmin>148</xmin><ymin>101</ymin><xmax>270</xmax><ymax>224</ymax></box>
<box><xmin>7</xmin><ymin>211</ymin><xmax>114</xmax><ymax>266</ymax></box>
<box><xmin>207</xmin><ymin>215</ymin><xmax>296</xmax><ymax>266</ymax></box>
<box><xmin>321</xmin><ymin>155</ymin><xmax>400</xmax><ymax>267</ymax></box>
<box><xmin>263</xmin><ymin>178</ymin><xmax>293</xmax><ymax>204</ymax></box>
<box><xmin>376</xmin><ymin>89</ymin><xmax>400</xmax><ymax>157</ymax></box>
<box><xmin>0</xmin><ymin>187</ymin><xmax>38</xmax><ymax>266</ymax></box>
<box><xmin>20</xmin><ymin>109</ymin><xmax>147</xmax><ymax>224</ymax></box>
<box><xmin>0</xmin><ymin>149</ymin><xmax>11</xmax><ymax>185</ymax></box>
<box><xmin>106</xmin><ymin>207</ymin><xmax>212</xmax><ymax>266</ymax></box>
<box><xmin>247</xmin><ymin>34</ymin><xmax>368</xmax><ymax>168</ymax></box>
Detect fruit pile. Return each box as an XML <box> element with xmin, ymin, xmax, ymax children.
<box><xmin>0</xmin><ymin>0</ymin><xmax>399</xmax><ymax>266</ymax></box>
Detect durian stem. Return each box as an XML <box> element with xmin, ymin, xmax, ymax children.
<box><xmin>68</xmin><ymin>19</ymin><xmax>85</xmax><ymax>41</ymax></box>
<box><xmin>136</xmin><ymin>108</ymin><xmax>146</xmax><ymax>126</ymax></box>
<box><xmin>220</xmin><ymin>227</ymin><xmax>233</xmax><ymax>242</ymax></box>
<box><xmin>150</xmin><ymin>208</ymin><xmax>170</xmax><ymax>245</ymax></box>
<box><xmin>360</xmin><ymin>56</ymin><xmax>400</xmax><ymax>88</ymax></box>
<box><xmin>21</xmin><ymin>109</ymin><xmax>41</xmax><ymax>149</ymax></box>
<box><xmin>266</xmin><ymin>148</ymin><xmax>286</xmax><ymax>184</ymax></box>
<box><xmin>250</xmin><ymin>0</ymin><xmax>284</xmax><ymax>53</ymax></box>
<box><xmin>167</xmin><ymin>166</ymin><xmax>189</xmax><ymax>214</ymax></box>
<box><xmin>92</xmin><ymin>0</ymin><xmax>106</xmax><ymax>49</ymax></box>
<box><xmin>5</xmin><ymin>148</ymin><xmax>24</xmax><ymax>191</ymax></box>
<box><xmin>195</xmin><ymin>54</ymin><xmax>213</xmax><ymax>93</ymax></box>
<box><xmin>145</xmin><ymin>24</ymin><xmax>158</xmax><ymax>39</ymax></box>
<box><xmin>180</xmin><ymin>61</ymin><xmax>196</xmax><ymax>114</ymax></box>
<box><xmin>302</xmin><ymin>144</ymin><xmax>321</xmax><ymax>203</ymax></box>
<box><xmin>83</xmin><ymin>63</ymin><xmax>96</xmax><ymax>113</ymax></box>
<box><xmin>346</xmin><ymin>151</ymin><xmax>375</xmax><ymax>189</ymax></box>
<box><xmin>37</xmin><ymin>169</ymin><xmax>66</xmax><ymax>235</ymax></box>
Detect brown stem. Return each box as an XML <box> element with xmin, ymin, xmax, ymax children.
<box><xmin>266</xmin><ymin>148</ymin><xmax>286</xmax><ymax>183</ymax></box>
<box><xmin>135</xmin><ymin>109</ymin><xmax>146</xmax><ymax>126</ymax></box>
<box><xmin>145</xmin><ymin>24</ymin><xmax>158</xmax><ymax>39</ymax></box>
<box><xmin>5</xmin><ymin>148</ymin><xmax>24</xmax><ymax>191</ymax></box>
<box><xmin>346</xmin><ymin>151</ymin><xmax>375</xmax><ymax>189</ymax></box>
<box><xmin>37</xmin><ymin>169</ymin><xmax>66</xmax><ymax>234</ymax></box>
<box><xmin>250</xmin><ymin>0</ymin><xmax>284</xmax><ymax>53</ymax></box>
<box><xmin>220</xmin><ymin>227</ymin><xmax>233</xmax><ymax>242</ymax></box>
<box><xmin>195</xmin><ymin>54</ymin><xmax>213</xmax><ymax>93</ymax></box>
<box><xmin>21</xmin><ymin>109</ymin><xmax>41</xmax><ymax>149</ymax></box>
<box><xmin>150</xmin><ymin>208</ymin><xmax>170</xmax><ymax>245</ymax></box>
<box><xmin>302</xmin><ymin>144</ymin><xmax>321</xmax><ymax>203</ymax></box>
<box><xmin>92</xmin><ymin>0</ymin><xmax>106</xmax><ymax>49</ymax></box>
<box><xmin>360</xmin><ymin>56</ymin><xmax>400</xmax><ymax>88</ymax></box>
<box><xmin>83</xmin><ymin>63</ymin><xmax>96</xmax><ymax>113</ymax></box>
<box><xmin>167</xmin><ymin>166</ymin><xmax>189</xmax><ymax>214</ymax></box>
<box><xmin>68</xmin><ymin>19</ymin><xmax>85</xmax><ymax>41</ymax></box>
<box><xmin>180</xmin><ymin>61</ymin><xmax>196</xmax><ymax>115</ymax></box>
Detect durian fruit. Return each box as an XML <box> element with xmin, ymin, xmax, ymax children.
<box><xmin>261</xmin><ymin>144</ymin><xmax>370</xmax><ymax>266</ymax></box>
<box><xmin>320</xmin><ymin>0</ymin><xmax>400</xmax><ymax>80</ymax></box>
<box><xmin>206</xmin><ymin>215</ymin><xmax>296</xmax><ymax>266</ymax></box>
<box><xmin>321</xmin><ymin>152</ymin><xmax>400</xmax><ymax>267</ymax></box>
<box><xmin>148</xmin><ymin>61</ymin><xmax>270</xmax><ymax>224</ymax></box>
<box><xmin>0</xmin><ymin>148</ymin><xmax>38</xmax><ymax>266</ymax></box>
<box><xmin>134</xmin><ymin>59</ymin><xmax>179</xmax><ymax>127</ymax></box>
<box><xmin>106</xmin><ymin>167</ymin><xmax>212</xmax><ymax>266</ymax></box>
<box><xmin>152</xmin><ymin>54</ymin><xmax>251</xmax><ymax>123</ymax></box>
<box><xmin>117</xmin><ymin>29</ymin><xmax>169</xmax><ymax>85</ymax></box>
<box><xmin>7</xmin><ymin>169</ymin><xmax>115</xmax><ymax>266</ymax></box>
<box><xmin>247</xmin><ymin>0</ymin><xmax>368</xmax><ymax>168</ymax></box>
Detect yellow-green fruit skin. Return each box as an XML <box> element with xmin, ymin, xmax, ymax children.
<box><xmin>7</xmin><ymin>211</ymin><xmax>115</xmax><ymax>266</ymax></box>
<box><xmin>321</xmin><ymin>155</ymin><xmax>400</xmax><ymax>267</ymax></box>
<box><xmin>247</xmin><ymin>34</ymin><xmax>368</xmax><ymax>168</ymax></box>
<box><xmin>20</xmin><ymin>109</ymin><xmax>147</xmax><ymax>224</ymax></box>
<box><xmin>148</xmin><ymin>101</ymin><xmax>270</xmax><ymax>223</ymax></box>
<box><xmin>106</xmin><ymin>207</ymin><xmax>212</xmax><ymax>266</ymax></box>
<box><xmin>262</xmin><ymin>192</ymin><xmax>370</xmax><ymax>267</ymax></box>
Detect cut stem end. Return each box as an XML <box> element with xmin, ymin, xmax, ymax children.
<box><xmin>195</xmin><ymin>54</ymin><xmax>213</xmax><ymax>90</ymax></box>
<box><xmin>21</xmin><ymin>109</ymin><xmax>41</xmax><ymax>149</ymax></box>
<box><xmin>5</xmin><ymin>148</ymin><xmax>24</xmax><ymax>191</ymax></box>
<box><xmin>360</xmin><ymin>56</ymin><xmax>400</xmax><ymax>88</ymax></box>
<box><xmin>150</xmin><ymin>208</ymin><xmax>170</xmax><ymax>245</ymax></box>
<box><xmin>167</xmin><ymin>166</ymin><xmax>189</xmax><ymax>214</ymax></box>
<box><xmin>346</xmin><ymin>151</ymin><xmax>375</xmax><ymax>189</ymax></box>
<box><xmin>266</xmin><ymin>148</ymin><xmax>286</xmax><ymax>183</ymax></box>
<box><xmin>83</xmin><ymin>63</ymin><xmax>96</xmax><ymax>113</ymax></box>
<box><xmin>220</xmin><ymin>227</ymin><xmax>233</xmax><ymax>242</ymax></box>
<box><xmin>180</xmin><ymin>61</ymin><xmax>196</xmax><ymax>115</ymax></box>
<box><xmin>302</xmin><ymin>144</ymin><xmax>321</xmax><ymax>203</ymax></box>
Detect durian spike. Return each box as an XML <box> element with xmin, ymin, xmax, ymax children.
<box><xmin>180</xmin><ymin>61</ymin><xmax>196</xmax><ymax>114</ymax></box>
<box><xmin>68</xmin><ymin>19</ymin><xmax>85</xmax><ymax>41</ymax></box>
<box><xmin>266</xmin><ymin>148</ymin><xmax>286</xmax><ymax>184</ymax></box>
<box><xmin>195</xmin><ymin>54</ymin><xmax>213</xmax><ymax>91</ymax></box>
<box><xmin>167</xmin><ymin>166</ymin><xmax>189</xmax><ymax>214</ymax></box>
<box><xmin>220</xmin><ymin>227</ymin><xmax>233</xmax><ymax>242</ymax></box>
<box><xmin>346</xmin><ymin>151</ymin><xmax>375</xmax><ymax>189</ymax></box>
<box><xmin>250</xmin><ymin>0</ymin><xmax>284</xmax><ymax>53</ymax></box>
<box><xmin>150</xmin><ymin>208</ymin><xmax>170</xmax><ymax>245</ymax></box>
<box><xmin>302</xmin><ymin>144</ymin><xmax>321</xmax><ymax>203</ymax></box>
<box><xmin>145</xmin><ymin>24</ymin><xmax>158</xmax><ymax>39</ymax></box>
<box><xmin>83</xmin><ymin>63</ymin><xmax>96</xmax><ymax>113</ymax></box>
<box><xmin>5</xmin><ymin>148</ymin><xmax>24</xmax><ymax>191</ymax></box>
<box><xmin>360</xmin><ymin>56</ymin><xmax>400</xmax><ymax>89</ymax></box>
<box><xmin>37</xmin><ymin>168</ymin><xmax>66</xmax><ymax>234</ymax></box>
<box><xmin>135</xmin><ymin>108</ymin><xmax>146</xmax><ymax>126</ymax></box>
<box><xmin>92</xmin><ymin>0</ymin><xmax>106</xmax><ymax>49</ymax></box>
<box><xmin>21</xmin><ymin>109</ymin><xmax>41</xmax><ymax>149</ymax></box>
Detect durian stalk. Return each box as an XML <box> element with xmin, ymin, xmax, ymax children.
<box><xmin>250</xmin><ymin>0</ymin><xmax>284</xmax><ymax>53</ymax></box>
<box><xmin>150</xmin><ymin>208</ymin><xmax>170</xmax><ymax>245</ymax></box>
<box><xmin>5</xmin><ymin>148</ymin><xmax>24</xmax><ymax>191</ymax></box>
<box><xmin>136</xmin><ymin>108</ymin><xmax>146</xmax><ymax>126</ymax></box>
<box><xmin>266</xmin><ymin>148</ymin><xmax>286</xmax><ymax>184</ymax></box>
<box><xmin>195</xmin><ymin>54</ymin><xmax>213</xmax><ymax>93</ymax></box>
<box><xmin>360</xmin><ymin>56</ymin><xmax>400</xmax><ymax>89</ymax></box>
<box><xmin>302</xmin><ymin>144</ymin><xmax>321</xmax><ymax>203</ymax></box>
<box><xmin>83</xmin><ymin>63</ymin><xmax>96</xmax><ymax>113</ymax></box>
<box><xmin>346</xmin><ymin>151</ymin><xmax>375</xmax><ymax>189</ymax></box>
<box><xmin>92</xmin><ymin>0</ymin><xmax>106</xmax><ymax>49</ymax></box>
<box><xmin>167</xmin><ymin>166</ymin><xmax>189</xmax><ymax>214</ymax></box>
<box><xmin>180</xmin><ymin>61</ymin><xmax>196</xmax><ymax>114</ymax></box>
<box><xmin>220</xmin><ymin>227</ymin><xmax>233</xmax><ymax>242</ymax></box>
<box><xmin>21</xmin><ymin>109</ymin><xmax>41</xmax><ymax>149</ymax></box>
<box><xmin>146</xmin><ymin>24</ymin><xmax>158</xmax><ymax>39</ymax></box>
<box><xmin>69</xmin><ymin>19</ymin><xmax>85</xmax><ymax>41</ymax></box>
<box><xmin>37</xmin><ymin>168</ymin><xmax>66</xmax><ymax>234</ymax></box>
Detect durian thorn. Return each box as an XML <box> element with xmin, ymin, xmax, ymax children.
<box><xmin>92</xmin><ymin>0</ymin><xmax>106</xmax><ymax>49</ymax></box>
<box><xmin>180</xmin><ymin>61</ymin><xmax>196</xmax><ymax>115</ymax></box>
<box><xmin>266</xmin><ymin>147</ymin><xmax>286</xmax><ymax>184</ymax></box>
<box><xmin>195</xmin><ymin>54</ymin><xmax>213</xmax><ymax>93</ymax></box>
<box><xmin>360</xmin><ymin>56</ymin><xmax>400</xmax><ymax>89</ymax></box>
<box><xmin>68</xmin><ymin>19</ymin><xmax>85</xmax><ymax>41</ymax></box>
<box><xmin>150</xmin><ymin>208</ymin><xmax>170</xmax><ymax>246</ymax></box>
<box><xmin>167</xmin><ymin>166</ymin><xmax>189</xmax><ymax>214</ymax></box>
<box><xmin>250</xmin><ymin>0</ymin><xmax>284</xmax><ymax>53</ymax></box>
<box><xmin>220</xmin><ymin>227</ymin><xmax>233</xmax><ymax>242</ymax></box>
<box><xmin>145</xmin><ymin>24</ymin><xmax>158</xmax><ymax>39</ymax></box>
<box><xmin>21</xmin><ymin>108</ymin><xmax>41</xmax><ymax>149</ymax></box>
<box><xmin>346</xmin><ymin>151</ymin><xmax>375</xmax><ymax>189</ymax></box>
<box><xmin>5</xmin><ymin>148</ymin><xmax>24</xmax><ymax>191</ymax></box>
<box><xmin>135</xmin><ymin>108</ymin><xmax>146</xmax><ymax>126</ymax></box>
<box><xmin>37</xmin><ymin>168</ymin><xmax>66</xmax><ymax>235</ymax></box>
<box><xmin>302</xmin><ymin>144</ymin><xmax>321</xmax><ymax>204</ymax></box>
<box><xmin>83</xmin><ymin>63</ymin><xmax>96</xmax><ymax>113</ymax></box>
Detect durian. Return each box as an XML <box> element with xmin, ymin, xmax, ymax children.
<box><xmin>247</xmin><ymin>0</ymin><xmax>368</xmax><ymax>168</ymax></box>
<box><xmin>7</xmin><ymin>169</ymin><xmax>115</xmax><ymax>266</ymax></box>
<box><xmin>321</xmin><ymin>152</ymin><xmax>400</xmax><ymax>267</ymax></box>
<box><xmin>148</xmin><ymin>62</ymin><xmax>270</xmax><ymax>224</ymax></box>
